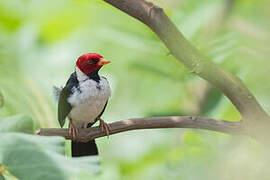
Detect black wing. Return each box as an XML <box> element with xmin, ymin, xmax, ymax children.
<box><xmin>98</xmin><ymin>100</ymin><xmax>108</xmax><ymax>118</ymax></box>
<box><xmin>97</xmin><ymin>76</ymin><xmax>109</xmax><ymax>118</ymax></box>
<box><xmin>58</xmin><ymin>72</ymin><xmax>79</xmax><ymax>127</ymax></box>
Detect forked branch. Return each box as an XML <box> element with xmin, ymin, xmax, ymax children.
<box><xmin>104</xmin><ymin>0</ymin><xmax>268</xmax><ymax>121</ymax></box>
<box><xmin>103</xmin><ymin>0</ymin><xmax>269</xmax><ymax>135</ymax></box>
<box><xmin>37</xmin><ymin>0</ymin><xmax>269</xmax><ymax>141</ymax></box>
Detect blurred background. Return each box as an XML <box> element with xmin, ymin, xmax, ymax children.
<box><xmin>0</xmin><ymin>0</ymin><xmax>270</xmax><ymax>179</ymax></box>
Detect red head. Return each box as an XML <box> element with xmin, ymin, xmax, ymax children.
<box><xmin>76</xmin><ymin>53</ymin><xmax>110</xmax><ymax>75</ymax></box>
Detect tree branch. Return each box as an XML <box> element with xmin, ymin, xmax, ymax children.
<box><xmin>36</xmin><ymin>0</ymin><xmax>269</xmax><ymax>141</ymax></box>
<box><xmin>103</xmin><ymin>0</ymin><xmax>269</xmax><ymax>136</ymax></box>
<box><xmin>36</xmin><ymin>116</ymin><xmax>244</xmax><ymax>142</ymax></box>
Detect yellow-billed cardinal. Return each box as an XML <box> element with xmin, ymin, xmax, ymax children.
<box><xmin>54</xmin><ymin>53</ymin><xmax>111</xmax><ymax>157</ymax></box>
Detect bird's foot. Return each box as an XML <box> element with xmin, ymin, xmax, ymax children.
<box><xmin>99</xmin><ymin>118</ymin><xmax>111</xmax><ymax>138</ymax></box>
<box><xmin>69</xmin><ymin>122</ymin><xmax>79</xmax><ymax>141</ymax></box>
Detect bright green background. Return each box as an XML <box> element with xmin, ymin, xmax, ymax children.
<box><xmin>0</xmin><ymin>0</ymin><xmax>270</xmax><ymax>179</ymax></box>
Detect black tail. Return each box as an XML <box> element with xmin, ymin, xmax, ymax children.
<box><xmin>71</xmin><ymin>140</ymin><xmax>98</xmax><ymax>157</ymax></box>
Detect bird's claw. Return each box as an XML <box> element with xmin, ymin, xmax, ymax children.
<box><xmin>69</xmin><ymin>122</ymin><xmax>79</xmax><ymax>141</ymax></box>
<box><xmin>99</xmin><ymin>119</ymin><xmax>111</xmax><ymax>138</ymax></box>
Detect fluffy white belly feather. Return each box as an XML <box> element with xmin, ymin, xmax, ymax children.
<box><xmin>67</xmin><ymin>77</ymin><xmax>111</xmax><ymax>128</ymax></box>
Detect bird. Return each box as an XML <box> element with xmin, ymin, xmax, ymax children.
<box><xmin>54</xmin><ymin>53</ymin><xmax>111</xmax><ymax>157</ymax></box>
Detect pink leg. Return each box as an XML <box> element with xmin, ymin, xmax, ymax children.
<box><xmin>69</xmin><ymin>121</ymin><xmax>78</xmax><ymax>140</ymax></box>
<box><xmin>98</xmin><ymin>118</ymin><xmax>111</xmax><ymax>137</ymax></box>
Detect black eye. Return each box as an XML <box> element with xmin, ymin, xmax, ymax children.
<box><xmin>87</xmin><ymin>59</ymin><xmax>95</xmax><ymax>64</ymax></box>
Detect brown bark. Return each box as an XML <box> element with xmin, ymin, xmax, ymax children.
<box><xmin>36</xmin><ymin>116</ymin><xmax>244</xmax><ymax>142</ymax></box>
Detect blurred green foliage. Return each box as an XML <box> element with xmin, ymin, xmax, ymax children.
<box><xmin>0</xmin><ymin>0</ymin><xmax>270</xmax><ymax>179</ymax></box>
<box><xmin>0</xmin><ymin>115</ymin><xmax>100</xmax><ymax>179</ymax></box>
<box><xmin>0</xmin><ymin>91</ymin><xmax>3</xmax><ymax>108</ymax></box>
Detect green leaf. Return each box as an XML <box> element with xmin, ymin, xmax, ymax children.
<box><xmin>0</xmin><ymin>133</ymin><xmax>100</xmax><ymax>180</ymax></box>
<box><xmin>0</xmin><ymin>115</ymin><xmax>33</xmax><ymax>133</ymax></box>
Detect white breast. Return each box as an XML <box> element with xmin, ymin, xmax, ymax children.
<box><xmin>67</xmin><ymin>77</ymin><xmax>111</xmax><ymax>128</ymax></box>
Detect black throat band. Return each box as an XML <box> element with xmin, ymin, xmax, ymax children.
<box><xmin>87</xmin><ymin>69</ymin><xmax>101</xmax><ymax>82</ymax></box>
